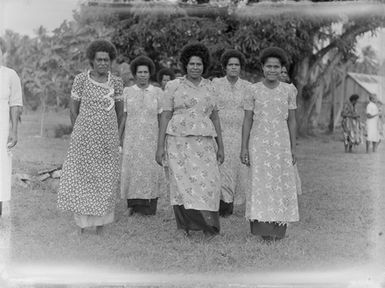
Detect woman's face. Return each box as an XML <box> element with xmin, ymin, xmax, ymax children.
<box><xmin>92</xmin><ymin>51</ymin><xmax>111</xmax><ymax>75</ymax></box>
<box><xmin>280</xmin><ymin>66</ymin><xmax>290</xmax><ymax>83</ymax></box>
<box><xmin>186</xmin><ymin>56</ymin><xmax>203</xmax><ymax>79</ymax></box>
<box><xmin>226</xmin><ymin>57</ymin><xmax>241</xmax><ymax>78</ymax></box>
<box><xmin>136</xmin><ymin>65</ymin><xmax>150</xmax><ymax>86</ymax></box>
<box><xmin>262</xmin><ymin>57</ymin><xmax>282</xmax><ymax>82</ymax></box>
<box><xmin>161</xmin><ymin>74</ymin><xmax>171</xmax><ymax>89</ymax></box>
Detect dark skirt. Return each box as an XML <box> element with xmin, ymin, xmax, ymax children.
<box><xmin>173</xmin><ymin>205</ymin><xmax>220</xmax><ymax>235</ymax></box>
<box><xmin>219</xmin><ymin>200</ymin><xmax>233</xmax><ymax>217</ymax></box>
<box><xmin>127</xmin><ymin>198</ymin><xmax>158</xmax><ymax>215</ymax></box>
<box><xmin>250</xmin><ymin>220</ymin><xmax>287</xmax><ymax>239</ymax></box>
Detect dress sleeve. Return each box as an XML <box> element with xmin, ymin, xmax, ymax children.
<box><xmin>123</xmin><ymin>87</ymin><xmax>129</xmax><ymax>113</ymax></box>
<box><xmin>71</xmin><ymin>73</ymin><xmax>85</xmax><ymax>101</ymax></box>
<box><xmin>243</xmin><ymin>84</ymin><xmax>254</xmax><ymax>111</ymax></box>
<box><xmin>9</xmin><ymin>69</ymin><xmax>23</xmax><ymax>107</ymax></box>
<box><xmin>288</xmin><ymin>84</ymin><xmax>297</xmax><ymax>110</ymax></box>
<box><xmin>210</xmin><ymin>82</ymin><xmax>220</xmax><ymax>111</ymax></box>
<box><xmin>156</xmin><ymin>88</ymin><xmax>164</xmax><ymax>114</ymax></box>
<box><xmin>161</xmin><ymin>79</ymin><xmax>178</xmax><ymax>111</ymax></box>
<box><xmin>113</xmin><ymin>76</ymin><xmax>124</xmax><ymax>102</ymax></box>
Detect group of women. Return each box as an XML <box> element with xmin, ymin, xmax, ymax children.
<box><xmin>56</xmin><ymin>39</ymin><xmax>299</xmax><ymax>241</ymax></box>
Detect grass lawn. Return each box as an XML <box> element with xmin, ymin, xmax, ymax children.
<box><xmin>1</xmin><ymin>110</ymin><xmax>384</xmax><ymax>287</ymax></box>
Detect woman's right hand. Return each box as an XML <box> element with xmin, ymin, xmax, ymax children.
<box><xmin>155</xmin><ymin>147</ymin><xmax>165</xmax><ymax>166</ymax></box>
<box><xmin>240</xmin><ymin>148</ymin><xmax>250</xmax><ymax>166</ymax></box>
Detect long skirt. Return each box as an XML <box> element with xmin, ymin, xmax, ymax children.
<box><xmin>74</xmin><ymin>211</ymin><xmax>114</xmax><ymax>228</ymax></box>
<box><xmin>250</xmin><ymin>220</ymin><xmax>287</xmax><ymax>239</ymax></box>
<box><xmin>127</xmin><ymin>198</ymin><xmax>158</xmax><ymax>215</ymax></box>
<box><xmin>166</xmin><ymin>135</ymin><xmax>221</xmax><ymax>234</ymax></box>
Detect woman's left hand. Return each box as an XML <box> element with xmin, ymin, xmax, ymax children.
<box><xmin>7</xmin><ymin>132</ymin><xmax>18</xmax><ymax>149</ymax></box>
<box><xmin>217</xmin><ymin>148</ymin><xmax>224</xmax><ymax>165</ymax></box>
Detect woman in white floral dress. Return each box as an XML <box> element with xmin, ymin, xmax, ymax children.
<box><xmin>58</xmin><ymin>40</ymin><xmax>124</xmax><ymax>234</ymax></box>
<box><xmin>212</xmin><ymin>49</ymin><xmax>251</xmax><ymax>217</ymax></box>
<box><xmin>156</xmin><ymin>43</ymin><xmax>224</xmax><ymax>239</ymax></box>
<box><xmin>120</xmin><ymin>56</ymin><xmax>163</xmax><ymax>215</ymax></box>
<box><xmin>241</xmin><ymin>47</ymin><xmax>299</xmax><ymax>241</ymax></box>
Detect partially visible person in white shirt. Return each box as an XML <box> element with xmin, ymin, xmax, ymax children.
<box><xmin>0</xmin><ymin>36</ymin><xmax>23</xmax><ymax>216</ymax></box>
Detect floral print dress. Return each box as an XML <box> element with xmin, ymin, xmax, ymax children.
<box><xmin>120</xmin><ymin>84</ymin><xmax>163</xmax><ymax>200</ymax></box>
<box><xmin>58</xmin><ymin>71</ymin><xmax>123</xmax><ymax>218</ymax></box>
<box><xmin>211</xmin><ymin>77</ymin><xmax>251</xmax><ymax>205</ymax></box>
<box><xmin>162</xmin><ymin>77</ymin><xmax>221</xmax><ymax>212</ymax></box>
<box><xmin>243</xmin><ymin>81</ymin><xmax>299</xmax><ymax>224</ymax></box>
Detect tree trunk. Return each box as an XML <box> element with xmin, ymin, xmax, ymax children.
<box><xmin>40</xmin><ymin>89</ymin><xmax>47</xmax><ymax>137</ymax></box>
<box><xmin>328</xmin><ymin>72</ymin><xmax>337</xmax><ymax>133</ymax></box>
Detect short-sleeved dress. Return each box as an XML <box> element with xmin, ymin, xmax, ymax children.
<box><xmin>244</xmin><ymin>81</ymin><xmax>299</xmax><ymax>225</ymax></box>
<box><xmin>58</xmin><ymin>71</ymin><xmax>123</xmax><ymax>227</ymax></box>
<box><xmin>366</xmin><ymin>101</ymin><xmax>380</xmax><ymax>142</ymax></box>
<box><xmin>0</xmin><ymin>66</ymin><xmax>23</xmax><ymax>202</ymax></box>
<box><xmin>120</xmin><ymin>84</ymin><xmax>163</xmax><ymax>213</ymax></box>
<box><xmin>162</xmin><ymin>77</ymin><xmax>221</xmax><ymax>234</ymax></box>
<box><xmin>211</xmin><ymin>77</ymin><xmax>250</xmax><ymax>212</ymax></box>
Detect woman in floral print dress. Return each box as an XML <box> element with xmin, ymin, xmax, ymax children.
<box><xmin>211</xmin><ymin>49</ymin><xmax>251</xmax><ymax>217</ymax></box>
<box><xmin>58</xmin><ymin>40</ymin><xmax>124</xmax><ymax>234</ymax></box>
<box><xmin>120</xmin><ymin>56</ymin><xmax>163</xmax><ymax>216</ymax></box>
<box><xmin>156</xmin><ymin>43</ymin><xmax>224</xmax><ymax>239</ymax></box>
<box><xmin>241</xmin><ymin>47</ymin><xmax>299</xmax><ymax>241</ymax></box>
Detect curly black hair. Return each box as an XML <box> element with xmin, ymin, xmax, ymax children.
<box><xmin>259</xmin><ymin>46</ymin><xmax>288</xmax><ymax>67</ymax></box>
<box><xmin>349</xmin><ymin>94</ymin><xmax>359</xmax><ymax>102</ymax></box>
<box><xmin>0</xmin><ymin>37</ymin><xmax>8</xmax><ymax>54</ymax></box>
<box><xmin>220</xmin><ymin>49</ymin><xmax>246</xmax><ymax>70</ymax></box>
<box><xmin>86</xmin><ymin>40</ymin><xmax>117</xmax><ymax>67</ymax></box>
<box><xmin>179</xmin><ymin>42</ymin><xmax>211</xmax><ymax>76</ymax></box>
<box><xmin>157</xmin><ymin>68</ymin><xmax>175</xmax><ymax>83</ymax></box>
<box><xmin>130</xmin><ymin>55</ymin><xmax>156</xmax><ymax>76</ymax></box>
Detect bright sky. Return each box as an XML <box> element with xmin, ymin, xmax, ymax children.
<box><xmin>0</xmin><ymin>0</ymin><xmax>82</xmax><ymax>36</ymax></box>
<box><xmin>0</xmin><ymin>0</ymin><xmax>384</xmax><ymax>60</ymax></box>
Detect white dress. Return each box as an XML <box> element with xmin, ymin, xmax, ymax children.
<box><xmin>0</xmin><ymin>66</ymin><xmax>23</xmax><ymax>201</ymax></box>
<box><xmin>366</xmin><ymin>101</ymin><xmax>380</xmax><ymax>142</ymax></box>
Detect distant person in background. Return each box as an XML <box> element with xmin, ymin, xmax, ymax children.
<box><xmin>366</xmin><ymin>94</ymin><xmax>380</xmax><ymax>153</ymax></box>
<box><xmin>341</xmin><ymin>94</ymin><xmax>362</xmax><ymax>153</ymax></box>
<box><xmin>173</xmin><ymin>68</ymin><xmax>183</xmax><ymax>78</ymax></box>
<box><xmin>0</xmin><ymin>37</ymin><xmax>23</xmax><ymax>217</ymax></box>
<box><xmin>119</xmin><ymin>62</ymin><xmax>135</xmax><ymax>87</ymax></box>
<box><xmin>211</xmin><ymin>49</ymin><xmax>250</xmax><ymax>217</ymax></box>
<box><xmin>376</xmin><ymin>99</ymin><xmax>384</xmax><ymax>147</ymax></box>
<box><xmin>157</xmin><ymin>68</ymin><xmax>175</xmax><ymax>91</ymax></box>
<box><xmin>57</xmin><ymin>40</ymin><xmax>124</xmax><ymax>234</ymax></box>
<box><xmin>120</xmin><ymin>56</ymin><xmax>164</xmax><ymax>216</ymax></box>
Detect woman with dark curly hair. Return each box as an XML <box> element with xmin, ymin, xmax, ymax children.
<box><xmin>156</xmin><ymin>42</ymin><xmax>224</xmax><ymax>240</ymax></box>
<box><xmin>157</xmin><ymin>68</ymin><xmax>175</xmax><ymax>91</ymax></box>
<box><xmin>58</xmin><ymin>40</ymin><xmax>124</xmax><ymax>235</ymax></box>
<box><xmin>120</xmin><ymin>55</ymin><xmax>164</xmax><ymax>216</ymax></box>
<box><xmin>241</xmin><ymin>47</ymin><xmax>299</xmax><ymax>241</ymax></box>
<box><xmin>0</xmin><ymin>37</ymin><xmax>23</xmax><ymax>217</ymax></box>
<box><xmin>211</xmin><ymin>49</ymin><xmax>251</xmax><ymax>217</ymax></box>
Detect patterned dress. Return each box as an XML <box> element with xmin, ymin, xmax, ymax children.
<box><xmin>162</xmin><ymin>77</ymin><xmax>221</xmax><ymax>233</ymax></box>
<box><xmin>244</xmin><ymin>82</ymin><xmax>299</xmax><ymax>224</ymax></box>
<box><xmin>58</xmin><ymin>71</ymin><xmax>123</xmax><ymax>227</ymax></box>
<box><xmin>341</xmin><ymin>102</ymin><xmax>362</xmax><ymax>146</ymax></box>
<box><xmin>121</xmin><ymin>84</ymin><xmax>163</xmax><ymax>201</ymax></box>
<box><xmin>211</xmin><ymin>77</ymin><xmax>250</xmax><ymax>205</ymax></box>
<box><xmin>0</xmin><ymin>66</ymin><xmax>23</xmax><ymax>202</ymax></box>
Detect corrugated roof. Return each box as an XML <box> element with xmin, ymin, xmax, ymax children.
<box><xmin>348</xmin><ymin>72</ymin><xmax>384</xmax><ymax>103</ymax></box>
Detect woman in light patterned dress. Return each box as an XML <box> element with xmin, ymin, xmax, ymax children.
<box><xmin>0</xmin><ymin>37</ymin><xmax>23</xmax><ymax>217</ymax></box>
<box><xmin>120</xmin><ymin>56</ymin><xmax>163</xmax><ymax>216</ymax></box>
<box><xmin>241</xmin><ymin>47</ymin><xmax>299</xmax><ymax>241</ymax></box>
<box><xmin>211</xmin><ymin>49</ymin><xmax>251</xmax><ymax>217</ymax></box>
<box><xmin>58</xmin><ymin>40</ymin><xmax>124</xmax><ymax>235</ymax></box>
<box><xmin>156</xmin><ymin>43</ymin><xmax>224</xmax><ymax>240</ymax></box>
